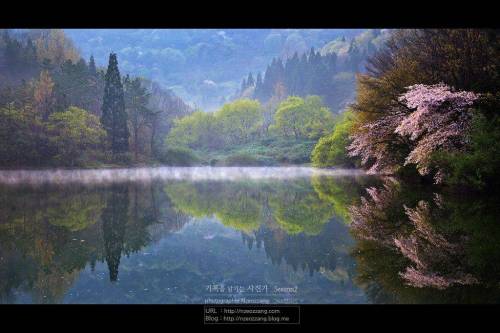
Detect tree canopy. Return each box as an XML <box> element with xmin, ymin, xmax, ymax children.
<box><xmin>272</xmin><ymin>95</ymin><xmax>334</xmax><ymax>139</ymax></box>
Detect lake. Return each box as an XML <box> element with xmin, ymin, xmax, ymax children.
<box><xmin>0</xmin><ymin>167</ymin><xmax>499</xmax><ymax>304</ymax></box>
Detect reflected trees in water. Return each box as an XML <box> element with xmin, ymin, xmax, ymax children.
<box><xmin>1</xmin><ymin>172</ymin><xmax>499</xmax><ymax>304</ymax></box>
<box><xmin>349</xmin><ymin>178</ymin><xmax>500</xmax><ymax>303</ymax></box>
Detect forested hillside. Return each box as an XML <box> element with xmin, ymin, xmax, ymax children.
<box><xmin>0</xmin><ymin>28</ymin><xmax>390</xmax><ymax>169</ymax></box>
<box><xmin>237</xmin><ymin>29</ymin><xmax>391</xmax><ymax>113</ymax></box>
<box><xmin>0</xmin><ymin>29</ymin><xmax>192</xmax><ymax>167</ymax></box>
<box><xmin>65</xmin><ymin>29</ymin><xmax>364</xmax><ymax>111</ymax></box>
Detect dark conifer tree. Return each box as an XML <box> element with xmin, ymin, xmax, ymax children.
<box><xmin>247</xmin><ymin>72</ymin><xmax>255</xmax><ymax>87</ymax></box>
<box><xmin>22</xmin><ymin>37</ymin><xmax>38</xmax><ymax>69</ymax></box>
<box><xmin>286</xmin><ymin>52</ymin><xmax>301</xmax><ymax>95</ymax></box>
<box><xmin>88</xmin><ymin>55</ymin><xmax>97</xmax><ymax>76</ymax></box>
<box><xmin>101</xmin><ymin>53</ymin><xmax>129</xmax><ymax>155</ymax></box>
<box><xmin>254</xmin><ymin>72</ymin><xmax>263</xmax><ymax>100</ymax></box>
<box><xmin>260</xmin><ymin>64</ymin><xmax>272</xmax><ymax>101</ymax></box>
<box><xmin>346</xmin><ymin>40</ymin><xmax>361</xmax><ymax>72</ymax></box>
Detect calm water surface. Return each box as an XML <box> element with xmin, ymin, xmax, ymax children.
<box><xmin>0</xmin><ymin>167</ymin><xmax>499</xmax><ymax>304</ymax></box>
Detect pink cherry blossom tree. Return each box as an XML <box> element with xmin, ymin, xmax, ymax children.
<box><xmin>395</xmin><ymin>83</ymin><xmax>479</xmax><ymax>183</ymax></box>
<box><xmin>348</xmin><ymin>110</ymin><xmax>407</xmax><ymax>175</ymax></box>
<box><xmin>348</xmin><ymin>83</ymin><xmax>479</xmax><ymax>183</ymax></box>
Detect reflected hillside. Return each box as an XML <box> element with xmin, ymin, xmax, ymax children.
<box><xmin>164</xmin><ymin>177</ymin><xmax>374</xmax><ymax>235</ymax></box>
<box><xmin>242</xmin><ymin>219</ymin><xmax>356</xmax><ymax>279</ymax></box>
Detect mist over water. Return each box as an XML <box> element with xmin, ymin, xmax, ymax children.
<box><xmin>0</xmin><ymin>167</ymin><xmax>367</xmax><ymax>186</ymax></box>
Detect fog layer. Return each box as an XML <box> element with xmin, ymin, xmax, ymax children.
<box><xmin>0</xmin><ymin>167</ymin><xmax>367</xmax><ymax>186</ymax></box>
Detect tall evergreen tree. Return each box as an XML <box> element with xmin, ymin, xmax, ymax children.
<box><xmin>254</xmin><ymin>72</ymin><xmax>263</xmax><ymax>100</ymax></box>
<box><xmin>247</xmin><ymin>72</ymin><xmax>255</xmax><ymax>87</ymax></box>
<box><xmin>101</xmin><ymin>53</ymin><xmax>129</xmax><ymax>155</ymax></box>
<box><xmin>88</xmin><ymin>55</ymin><xmax>97</xmax><ymax>76</ymax></box>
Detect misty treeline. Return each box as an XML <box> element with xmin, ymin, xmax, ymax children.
<box><xmin>312</xmin><ymin>29</ymin><xmax>500</xmax><ymax>190</ymax></box>
<box><xmin>0</xmin><ymin>29</ymin><xmax>191</xmax><ymax>167</ymax></box>
<box><xmin>238</xmin><ymin>29</ymin><xmax>389</xmax><ymax>113</ymax></box>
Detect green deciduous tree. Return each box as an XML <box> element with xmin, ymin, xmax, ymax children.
<box><xmin>47</xmin><ymin>106</ymin><xmax>106</xmax><ymax>166</ymax></box>
<box><xmin>272</xmin><ymin>95</ymin><xmax>334</xmax><ymax>139</ymax></box>
<box><xmin>216</xmin><ymin>99</ymin><xmax>263</xmax><ymax>145</ymax></box>
<box><xmin>311</xmin><ymin>109</ymin><xmax>356</xmax><ymax>167</ymax></box>
<box><xmin>166</xmin><ymin>99</ymin><xmax>263</xmax><ymax>150</ymax></box>
<box><xmin>0</xmin><ymin>103</ymin><xmax>52</xmax><ymax>166</ymax></box>
<box><xmin>165</xmin><ymin>110</ymin><xmax>220</xmax><ymax>150</ymax></box>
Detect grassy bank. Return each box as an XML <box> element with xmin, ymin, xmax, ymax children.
<box><xmin>160</xmin><ymin>138</ymin><xmax>317</xmax><ymax>166</ymax></box>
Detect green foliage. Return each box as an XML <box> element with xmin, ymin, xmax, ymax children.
<box><xmin>271</xmin><ymin>95</ymin><xmax>334</xmax><ymax>139</ymax></box>
<box><xmin>166</xmin><ymin>99</ymin><xmax>263</xmax><ymax>151</ymax></box>
<box><xmin>269</xmin><ymin>188</ymin><xmax>335</xmax><ymax>235</ymax></box>
<box><xmin>158</xmin><ymin>147</ymin><xmax>200</xmax><ymax>166</ymax></box>
<box><xmin>47</xmin><ymin>106</ymin><xmax>105</xmax><ymax>166</ymax></box>
<box><xmin>166</xmin><ymin>96</ymin><xmax>331</xmax><ymax>165</ymax></box>
<box><xmin>311</xmin><ymin>109</ymin><xmax>356</xmax><ymax>167</ymax></box>
<box><xmin>165</xmin><ymin>110</ymin><xmax>219</xmax><ymax>149</ymax></box>
<box><xmin>164</xmin><ymin>179</ymin><xmax>336</xmax><ymax>236</ymax></box>
<box><xmin>311</xmin><ymin>175</ymin><xmax>380</xmax><ymax>223</ymax></box>
<box><xmin>216</xmin><ymin>99</ymin><xmax>263</xmax><ymax>144</ymax></box>
<box><xmin>432</xmin><ymin>111</ymin><xmax>500</xmax><ymax>190</ymax></box>
<box><xmin>46</xmin><ymin>191</ymin><xmax>104</xmax><ymax>231</ymax></box>
<box><xmin>123</xmin><ymin>75</ymin><xmax>154</xmax><ymax>161</ymax></box>
<box><xmin>250</xmin><ymin>31</ymin><xmax>387</xmax><ymax>112</ymax></box>
<box><xmin>164</xmin><ymin>181</ymin><xmax>262</xmax><ymax>232</ymax></box>
<box><xmin>195</xmin><ymin>137</ymin><xmax>317</xmax><ymax>166</ymax></box>
<box><xmin>0</xmin><ymin>103</ymin><xmax>53</xmax><ymax>167</ymax></box>
<box><xmin>222</xmin><ymin>153</ymin><xmax>261</xmax><ymax>166</ymax></box>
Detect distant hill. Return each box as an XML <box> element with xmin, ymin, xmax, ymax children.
<box><xmin>65</xmin><ymin>29</ymin><xmax>364</xmax><ymax>111</ymax></box>
<box><xmin>235</xmin><ymin>29</ymin><xmax>392</xmax><ymax>113</ymax></box>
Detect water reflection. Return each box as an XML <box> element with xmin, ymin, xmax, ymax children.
<box><xmin>102</xmin><ymin>185</ymin><xmax>128</xmax><ymax>282</ymax></box>
<box><xmin>349</xmin><ymin>178</ymin><xmax>500</xmax><ymax>303</ymax></box>
<box><xmin>0</xmin><ymin>181</ymin><xmax>189</xmax><ymax>303</ymax></box>
<box><xmin>0</xmin><ymin>167</ymin><xmax>499</xmax><ymax>303</ymax></box>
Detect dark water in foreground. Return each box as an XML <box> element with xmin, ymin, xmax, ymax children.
<box><xmin>0</xmin><ymin>167</ymin><xmax>499</xmax><ymax>304</ymax></box>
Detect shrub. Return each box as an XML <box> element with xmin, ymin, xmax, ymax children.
<box><xmin>159</xmin><ymin>147</ymin><xmax>200</xmax><ymax>166</ymax></box>
<box><xmin>311</xmin><ymin>110</ymin><xmax>355</xmax><ymax>167</ymax></box>
<box><xmin>223</xmin><ymin>153</ymin><xmax>262</xmax><ymax>166</ymax></box>
<box><xmin>112</xmin><ymin>152</ymin><xmax>134</xmax><ymax>165</ymax></box>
